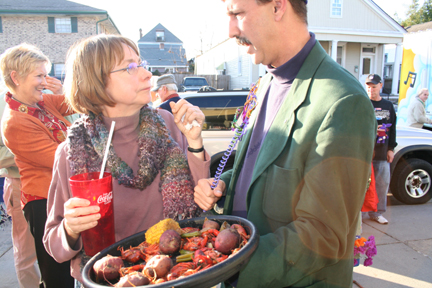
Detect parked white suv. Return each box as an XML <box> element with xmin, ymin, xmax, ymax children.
<box><xmin>181</xmin><ymin>90</ymin><xmax>432</xmax><ymax>205</ymax></box>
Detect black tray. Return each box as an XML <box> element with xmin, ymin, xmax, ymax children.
<box><xmin>82</xmin><ymin>215</ymin><xmax>259</xmax><ymax>288</ymax></box>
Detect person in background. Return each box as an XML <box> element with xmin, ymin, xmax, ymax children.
<box><xmin>365</xmin><ymin>73</ymin><xmax>397</xmax><ymax>225</ymax></box>
<box><xmin>406</xmin><ymin>88</ymin><xmax>432</xmax><ymax>128</ymax></box>
<box><xmin>43</xmin><ymin>34</ymin><xmax>210</xmax><ymax>284</ymax></box>
<box><xmin>193</xmin><ymin>0</ymin><xmax>376</xmax><ymax>287</ymax></box>
<box><xmin>0</xmin><ymin>87</ymin><xmax>41</xmax><ymax>288</ymax></box>
<box><xmin>152</xmin><ymin>74</ymin><xmax>181</xmax><ymax>114</ymax></box>
<box><xmin>0</xmin><ymin>43</ymin><xmax>75</xmax><ymax>288</ymax></box>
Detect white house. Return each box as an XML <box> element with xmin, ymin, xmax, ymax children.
<box><xmin>195</xmin><ymin>0</ymin><xmax>405</xmax><ymax>91</ymax></box>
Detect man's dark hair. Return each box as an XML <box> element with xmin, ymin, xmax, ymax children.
<box><xmin>256</xmin><ymin>0</ymin><xmax>308</xmax><ymax>24</ymax></box>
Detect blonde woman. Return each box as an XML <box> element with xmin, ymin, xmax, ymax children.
<box><xmin>0</xmin><ymin>44</ymin><xmax>74</xmax><ymax>287</ymax></box>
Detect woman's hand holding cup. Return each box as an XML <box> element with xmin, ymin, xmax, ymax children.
<box><xmin>63</xmin><ymin>197</ymin><xmax>100</xmax><ymax>246</ymax></box>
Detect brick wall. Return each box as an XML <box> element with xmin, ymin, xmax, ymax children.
<box><xmin>0</xmin><ymin>15</ymin><xmax>117</xmax><ymax>65</ymax></box>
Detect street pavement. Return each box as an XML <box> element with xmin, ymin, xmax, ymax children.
<box><xmin>0</xmin><ymin>197</ymin><xmax>431</xmax><ymax>288</ymax></box>
<box><xmin>353</xmin><ymin>197</ymin><xmax>432</xmax><ymax>288</ymax></box>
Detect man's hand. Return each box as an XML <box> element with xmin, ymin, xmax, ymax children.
<box><xmin>194</xmin><ymin>178</ymin><xmax>226</xmax><ymax>211</ymax></box>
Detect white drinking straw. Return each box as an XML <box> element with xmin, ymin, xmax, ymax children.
<box><xmin>99</xmin><ymin>121</ymin><xmax>116</xmax><ymax>179</ymax></box>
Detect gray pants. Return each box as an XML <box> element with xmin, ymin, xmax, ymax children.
<box><xmin>369</xmin><ymin>160</ymin><xmax>390</xmax><ymax>218</ymax></box>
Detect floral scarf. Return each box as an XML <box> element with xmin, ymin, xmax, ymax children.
<box><xmin>67</xmin><ymin>106</ymin><xmax>199</xmax><ymax>220</ymax></box>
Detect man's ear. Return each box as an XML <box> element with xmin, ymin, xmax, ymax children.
<box><xmin>273</xmin><ymin>0</ymin><xmax>287</xmax><ymax>21</ymax></box>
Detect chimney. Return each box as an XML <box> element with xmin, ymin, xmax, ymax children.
<box><xmin>139</xmin><ymin>28</ymin><xmax>142</xmax><ymax>39</ymax></box>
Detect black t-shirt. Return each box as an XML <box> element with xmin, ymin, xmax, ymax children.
<box><xmin>371</xmin><ymin>98</ymin><xmax>397</xmax><ymax>161</ymax></box>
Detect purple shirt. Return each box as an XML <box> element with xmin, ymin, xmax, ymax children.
<box><xmin>232</xmin><ymin>33</ymin><xmax>316</xmax><ymax>217</ymax></box>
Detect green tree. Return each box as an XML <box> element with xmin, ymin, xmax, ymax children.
<box><xmin>152</xmin><ymin>70</ymin><xmax>161</xmax><ymax>76</ymax></box>
<box><xmin>420</xmin><ymin>0</ymin><xmax>432</xmax><ymax>22</ymax></box>
<box><xmin>401</xmin><ymin>0</ymin><xmax>432</xmax><ymax>27</ymax></box>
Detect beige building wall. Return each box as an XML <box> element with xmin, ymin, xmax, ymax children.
<box><xmin>309</xmin><ymin>0</ymin><xmax>396</xmax><ymax>31</ymax></box>
<box><xmin>345</xmin><ymin>42</ymin><xmax>361</xmax><ymax>79</ymax></box>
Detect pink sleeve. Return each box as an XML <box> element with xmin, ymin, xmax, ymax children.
<box><xmin>158</xmin><ymin>109</ymin><xmax>210</xmax><ymax>185</ymax></box>
<box><xmin>43</xmin><ymin>142</ymin><xmax>82</xmax><ymax>263</ymax></box>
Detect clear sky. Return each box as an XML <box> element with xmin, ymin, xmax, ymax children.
<box><xmin>72</xmin><ymin>0</ymin><xmax>229</xmax><ymax>59</ymax></box>
<box><xmin>373</xmin><ymin>0</ymin><xmax>423</xmax><ymax>21</ymax></box>
<box><xmin>73</xmin><ymin>0</ymin><xmax>418</xmax><ymax>59</ymax></box>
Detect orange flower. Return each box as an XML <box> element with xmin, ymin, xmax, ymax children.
<box><xmin>354</xmin><ymin>237</ymin><xmax>367</xmax><ymax>248</ymax></box>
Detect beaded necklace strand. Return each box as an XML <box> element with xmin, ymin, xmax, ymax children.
<box><xmin>210</xmin><ymin>79</ymin><xmax>260</xmax><ymax>189</ymax></box>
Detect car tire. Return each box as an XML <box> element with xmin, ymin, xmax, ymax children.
<box><xmin>390</xmin><ymin>158</ymin><xmax>432</xmax><ymax>204</ymax></box>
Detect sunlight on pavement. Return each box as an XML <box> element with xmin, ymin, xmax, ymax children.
<box><xmin>355</xmin><ymin>266</ymin><xmax>432</xmax><ymax>287</ymax></box>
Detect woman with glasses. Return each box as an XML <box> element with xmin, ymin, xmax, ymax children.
<box><xmin>0</xmin><ymin>43</ymin><xmax>75</xmax><ymax>287</ymax></box>
<box><xmin>43</xmin><ymin>34</ymin><xmax>210</xmax><ymax>284</ymax></box>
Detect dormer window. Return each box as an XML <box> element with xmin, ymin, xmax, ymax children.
<box><xmin>156</xmin><ymin>30</ymin><xmax>165</xmax><ymax>42</ymax></box>
<box><xmin>331</xmin><ymin>0</ymin><xmax>343</xmax><ymax>18</ymax></box>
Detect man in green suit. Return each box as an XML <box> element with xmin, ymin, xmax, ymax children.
<box><xmin>194</xmin><ymin>0</ymin><xmax>377</xmax><ymax>287</ymax></box>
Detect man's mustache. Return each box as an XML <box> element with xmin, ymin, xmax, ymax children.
<box><xmin>236</xmin><ymin>36</ymin><xmax>252</xmax><ymax>46</ymax></box>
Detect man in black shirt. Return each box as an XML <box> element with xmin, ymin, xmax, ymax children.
<box><xmin>366</xmin><ymin>74</ymin><xmax>397</xmax><ymax>224</ymax></box>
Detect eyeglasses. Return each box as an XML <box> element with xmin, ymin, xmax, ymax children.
<box><xmin>111</xmin><ymin>60</ymin><xmax>149</xmax><ymax>75</ymax></box>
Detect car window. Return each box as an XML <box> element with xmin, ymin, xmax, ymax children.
<box><xmin>186</xmin><ymin>95</ymin><xmax>247</xmax><ymax>131</ymax></box>
<box><xmin>184</xmin><ymin>78</ymin><xmax>208</xmax><ymax>86</ymax></box>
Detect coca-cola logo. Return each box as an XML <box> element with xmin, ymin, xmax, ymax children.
<box><xmin>97</xmin><ymin>191</ymin><xmax>113</xmax><ymax>205</ymax></box>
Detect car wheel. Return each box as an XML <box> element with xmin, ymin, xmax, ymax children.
<box><xmin>390</xmin><ymin>158</ymin><xmax>432</xmax><ymax>204</ymax></box>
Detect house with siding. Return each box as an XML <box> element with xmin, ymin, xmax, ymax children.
<box><xmin>195</xmin><ymin>0</ymin><xmax>405</xmax><ymax>92</ymax></box>
<box><xmin>138</xmin><ymin>23</ymin><xmax>188</xmax><ymax>74</ymax></box>
<box><xmin>0</xmin><ymin>0</ymin><xmax>120</xmax><ymax>79</ymax></box>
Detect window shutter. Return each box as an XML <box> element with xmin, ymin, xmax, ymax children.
<box><xmin>48</xmin><ymin>17</ymin><xmax>55</xmax><ymax>33</ymax></box>
<box><xmin>0</xmin><ymin>17</ymin><xmax>3</xmax><ymax>33</ymax></box>
<box><xmin>71</xmin><ymin>17</ymin><xmax>78</xmax><ymax>33</ymax></box>
<box><xmin>49</xmin><ymin>64</ymin><xmax>54</xmax><ymax>76</ymax></box>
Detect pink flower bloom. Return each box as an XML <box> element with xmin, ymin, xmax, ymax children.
<box><xmin>364</xmin><ymin>257</ymin><xmax>373</xmax><ymax>266</ymax></box>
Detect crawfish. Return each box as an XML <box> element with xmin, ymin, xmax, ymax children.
<box><xmin>166</xmin><ymin>262</ymin><xmax>201</xmax><ymax>281</ymax></box>
<box><xmin>182</xmin><ymin>235</ymin><xmax>208</xmax><ymax>251</ymax></box>
<box><xmin>119</xmin><ymin>264</ymin><xmax>145</xmax><ymax>277</ymax></box>
<box><xmin>198</xmin><ymin>247</ymin><xmax>228</xmax><ymax>264</ymax></box>
<box><xmin>139</xmin><ymin>243</ymin><xmax>160</xmax><ymax>262</ymax></box>
<box><xmin>118</xmin><ymin>246</ymin><xmax>142</xmax><ymax>263</ymax></box>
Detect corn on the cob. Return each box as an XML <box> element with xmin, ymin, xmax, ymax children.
<box><xmin>145</xmin><ymin>218</ymin><xmax>182</xmax><ymax>244</ymax></box>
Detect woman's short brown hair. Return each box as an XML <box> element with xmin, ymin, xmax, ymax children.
<box><xmin>64</xmin><ymin>34</ymin><xmax>140</xmax><ymax>115</ymax></box>
<box><xmin>0</xmin><ymin>43</ymin><xmax>51</xmax><ymax>93</ymax></box>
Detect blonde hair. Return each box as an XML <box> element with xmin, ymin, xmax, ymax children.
<box><xmin>0</xmin><ymin>43</ymin><xmax>51</xmax><ymax>93</ymax></box>
<box><xmin>64</xmin><ymin>34</ymin><xmax>140</xmax><ymax>115</ymax></box>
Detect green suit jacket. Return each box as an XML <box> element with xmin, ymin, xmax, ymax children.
<box><xmin>219</xmin><ymin>42</ymin><xmax>377</xmax><ymax>287</ymax></box>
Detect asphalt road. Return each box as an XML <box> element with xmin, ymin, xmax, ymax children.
<box><xmin>0</xmin><ymin>195</ymin><xmax>431</xmax><ymax>288</ymax></box>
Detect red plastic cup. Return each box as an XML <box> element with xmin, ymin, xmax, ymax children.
<box><xmin>69</xmin><ymin>172</ymin><xmax>115</xmax><ymax>257</ymax></box>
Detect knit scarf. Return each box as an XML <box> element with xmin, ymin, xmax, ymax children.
<box><xmin>67</xmin><ymin>106</ymin><xmax>199</xmax><ymax>220</ymax></box>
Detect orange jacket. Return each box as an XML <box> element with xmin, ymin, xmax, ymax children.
<box><xmin>1</xmin><ymin>94</ymin><xmax>74</xmax><ymax>198</ymax></box>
